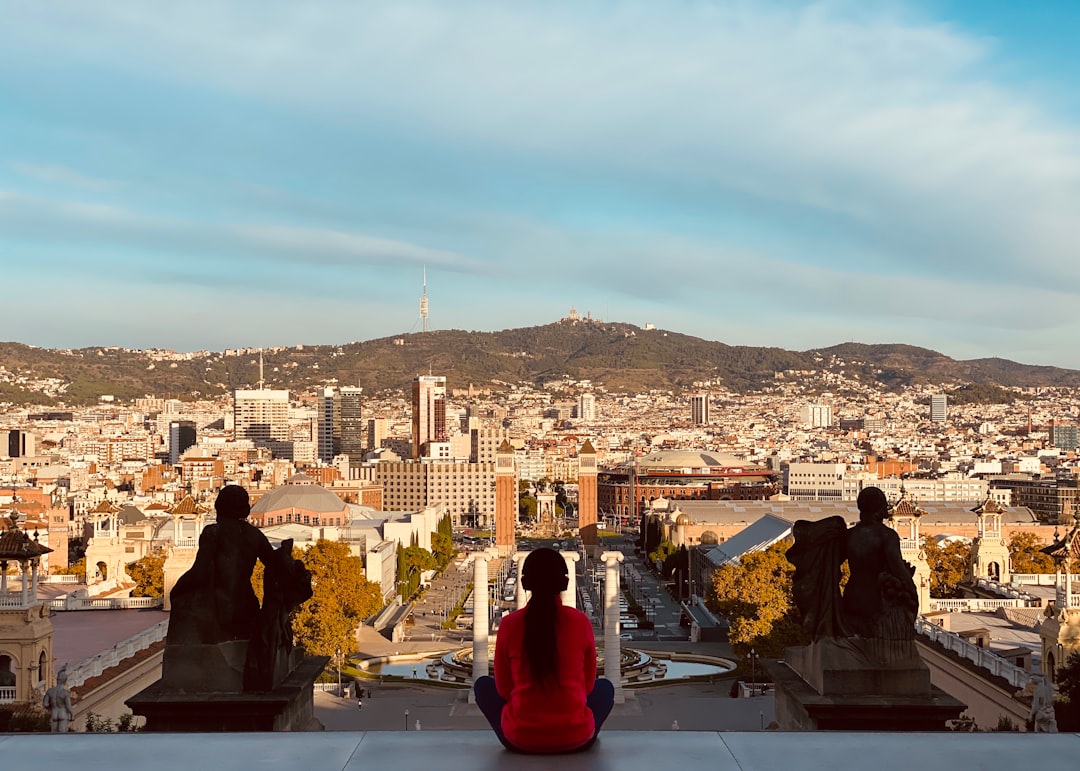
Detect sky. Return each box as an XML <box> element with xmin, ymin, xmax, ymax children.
<box><xmin>3</xmin><ymin>1</ymin><xmax>1080</xmax><ymax>368</ymax></box>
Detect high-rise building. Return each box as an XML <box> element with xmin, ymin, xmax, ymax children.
<box><xmin>690</xmin><ymin>393</ymin><xmax>710</xmax><ymax>425</ymax></box>
<box><xmin>168</xmin><ymin>420</ymin><xmax>197</xmax><ymax>466</ymax></box>
<box><xmin>318</xmin><ymin>387</ymin><xmax>365</xmax><ymax>463</ymax></box>
<box><xmin>1050</xmin><ymin>422</ymin><xmax>1079</xmax><ymax>451</ymax></box>
<box><xmin>338</xmin><ymin>387</ymin><xmax>364</xmax><ymax>460</ymax></box>
<box><xmin>317</xmin><ymin>388</ymin><xmax>338</xmax><ymax>462</ymax></box>
<box><xmin>367</xmin><ymin>417</ymin><xmax>389</xmax><ymax>452</ymax></box>
<box><xmin>2</xmin><ymin>430</ymin><xmax>36</xmax><ymax>458</ymax></box>
<box><xmin>930</xmin><ymin>394</ymin><xmax>948</xmax><ymax>423</ymax></box>
<box><xmin>800</xmin><ymin>403</ymin><xmax>833</xmax><ymax>428</ymax></box>
<box><xmin>412</xmin><ymin>375</ymin><xmax>447</xmax><ymax>459</ymax></box>
<box><xmin>577</xmin><ymin>393</ymin><xmax>597</xmax><ymax>422</ymax></box>
<box><xmin>234</xmin><ymin>389</ymin><xmax>289</xmax><ymax>455</ymax></box>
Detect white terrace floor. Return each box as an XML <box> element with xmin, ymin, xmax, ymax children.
<box><xmin>3</xmin><ymin>731</ymin><xmax>1077</xmax><ymax>771</ymax></box>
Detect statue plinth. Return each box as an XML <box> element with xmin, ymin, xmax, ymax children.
<box><xmin>127</xmin><ymin>654</ymin><xmax>328</xmax><ymax>732</ymax></box>
<box><xmin>770</xmin><ymin>638</ymin><xmax>964</xmax><ymax>731</ymax></box>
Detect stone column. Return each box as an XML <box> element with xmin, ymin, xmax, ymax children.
<box><xmin>601</xmin><ymin>550</ymin><xmax>625</xmax><ymax>703</ymax></box>
<box><xmin>31</xmin><ymin>559</ymin><xmax>39</xmax><ymax>599</ymax></box>
<box><xmin>21</xmin><ymin>561</ymin><xmax>30</xmax><ymax>606</ymax></box>
<box><xmin>471</xmin><ymin>548</ymin><xmax>498</xmax><ymax>685</ymax></box>
<box><xmin>562</xmin><ymin>551</ymin><xmax>580</xmax><ymax>608</ymax></box>
<box><xmin>515</xmin><ymin>552</ymin><xmax>528</xmax><ymax>610</ymax></box>
<box><xmin>1</xmin><ymin>560</ymin><xmax>7</xmax><ymax>593</ymax></box>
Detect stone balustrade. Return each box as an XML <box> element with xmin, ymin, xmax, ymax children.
<box><xmin>0</xmin><ymin>595</ymin><xmax>37</xmax><ymax>609</ymax></box>
<box><xmin>928</xmin><ymin>598</ymin><xmax>1027</xmax><ymax>612</ymax></box>
<box><xmin>41</xmin><ymin>574</ymin><xmax>83</xmax><ymax>584</ymax></box>
<box><xmin>915</xmin><ymin>618</ymin><xmax>1034</xmax><ymax>690</ymax></box>
<box><xmin>48</xmin><ymin>595</ymin><xmax>164</xmax><ymax>611</ymax></box>
<box><xmin>1010</xmin><ymin>573</ymin><xmax>1058</xmax><ymax>587</ymax></box>
<box><xmin>0</xmin><ymin>686</ymin><xmax>15</xmax><ymax>704</ymax></box>
<box><xmin>974</xmin><ymin>578</ymin><xmax>1041</xmax><ymax>605</ymax></box>
<box><xmin>66</xmin><ymin>620</ymin><xmax>169</xmax><ymax>689</ymax></box>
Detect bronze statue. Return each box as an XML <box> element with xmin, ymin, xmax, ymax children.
<box><xmin>787</xmin><ymin>487</ymin><xmax>919</xmax><ymax>640</ymax></box>
<box><xmin>164</xmin><ymin>485</ymin><xmax>312</xmax><ymax>692</ymax></box>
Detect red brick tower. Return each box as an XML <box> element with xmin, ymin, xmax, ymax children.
<box><xmin>495</xmin><ymin>439</ymin><xmax>516</xmax><ymax>556</ymax></box>
<box><xmin>578</xmin><ymin>439</ymin><xmax>598</xmax><ymax>549</ymax></box>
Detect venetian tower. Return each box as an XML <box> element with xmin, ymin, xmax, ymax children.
<box><xmin>578</xmin><ymin>440</ymin><xmax>599</xmax><ymax>551</ymax></box>
<box><xmin>969</xmin><ymin>494</ymin><xmax>1011</xmax><ymax>584</ymax></box>
<box><xmin>886</xmin><ymin>490</ymin><xmax>932</xmax><ymax>615</ymax></box>
<box><xmin>1038</xmin><ymin>512</ymin><xmax>1080</xmax><ymax>679</ymax></box>
<box><xmin>494</xmin><ymin>440</ymin><xmax>516</xmax><ymax>557</ymax></box>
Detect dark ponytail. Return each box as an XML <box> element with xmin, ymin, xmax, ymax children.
<box><xmin>520</xmin><ymin>547</ymin><xmax>568</xmax><ymax>689</ymax></box>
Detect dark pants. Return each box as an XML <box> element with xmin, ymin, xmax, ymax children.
<box><xmin>472</xmin><ymin>676</ymin><xmax>615</xmax><ymax>753</ymax></box>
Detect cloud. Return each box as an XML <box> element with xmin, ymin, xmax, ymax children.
<box><xmin>11</xmin><ymin>162</ymin><xmax>124</xmax><ymax>192</ymax></box>
<box><xmin>4</xmin><ymin>2</ymin><xmax>1078</xmax><ymax>290</ymax></box>
<box><xmin>0</xmin><ymin>190</ymin><xmax>483</xmax><ymax>274</ymax></box>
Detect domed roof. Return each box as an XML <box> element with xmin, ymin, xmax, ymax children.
<box><xmin>634</xmin><ymin>449</ymin><xmax>761</xmax><ymax>470</ymax></box>
<box><xmin>675</xmin><ymin>512</ymin><xmax>691</xmax><ymax>526</ymax></box>
<box><xmin>251</xmin><ymin>480</ymin><xmax>349</xmax><ymax>515</ymax></box>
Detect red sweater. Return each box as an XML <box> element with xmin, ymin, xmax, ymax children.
<box><xmin>494</xmin><ymin>602</ymin><xmax>597</xmax><ymax>752</ymax></box>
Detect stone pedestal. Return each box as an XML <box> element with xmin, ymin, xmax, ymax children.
<box><xmin>127</xmin><ymin>654</ymin><xmax>328</xmax><ymax>732</ymax></box>
<box><xmin>769</xmin><ymin>638</ymin><xmax>964</xmax><ymax>731</ymax></box>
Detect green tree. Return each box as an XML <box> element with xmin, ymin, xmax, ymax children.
<box><xmin>398</xmin><ymin>544</ymin><xmax>437</xmax><ymax>599</ymax></box>
<box><xmin>1054</xmin><ymin>651</ymin><xmax>1080</xmax><ymax>730</ymax></box>
<box><xmin>649</xmin><ymin>539</ymin><xmax>677</xmax><ymax>566</ymax></box>
<box><xmin>431</xmin><ymin>530</ymin><xmax>454</xmax><ymax>569</ymax></box>
<box><xmin>922</xmin><ymin>536</ymin><xmax>971</xmax><ymax>598</ymax></box>
<box><xmin>1008</xmin><ymin>532</ymin><xmax>1055</xmax><ymax>574</ymax></box>
<box><xmin>292</xmin><ymin>539</ymin><xmax>382</xmax><ymax>658</ymax></box>
<box><xmin>519</xmin><ymin>495</ymin><xmax>538</xmax><ymax>521</ymax></box>
<box><xmin>706</xmin><ymin>541</ymin><xmax>808</xmax><ymax>657</ymax></box>
<box><xmin>126</xmin><ymin>549</ymin><xmax>166</xmax><ymax>598</ymax></box>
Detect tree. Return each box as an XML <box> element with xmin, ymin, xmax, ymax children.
<box><xmin>55</xmin><ymin>556</ymin><xmax>86</xmax><ymax>576</ymax></box>
<box><xmin>649</xmin><ymin>539</ymin><xmax>677</xmax><ymax>567</ymax></box>
<box><xmin>127</xmin><ymin>549</ymin><xmax>166</xmax><ymax>598</ymax></box>
<box><xmin>292</xmin><ymin>539</ymin><xmax>382</xmax><ymax>658</ymax></box>
<box><xmin>706</xmin><ymin>541</ymin><xmax>808</xmax><ymax>657</ymax></box>
<box><xmin>398</xmin><ymin>544</ymin><xmax>437</xmax><ymax>600</ymax></box>
<box><xmin>430</xmin><ymin>514</ymin><xmax>454</xmax><ymax>567</ymax></box>
<box><xmin>1009</xmin><ymin>532</ymin><xmax>1055</xmax><ymax>574</ymax></box>
<box><xmin>922</xmin><ymin>536</ymin><xmax>971</xmax><ymax>598</ymax></box>
<box><xmin>519</xmin><ymin>495</ymin><xmax>538</xmax><ymax>521</ymax></box>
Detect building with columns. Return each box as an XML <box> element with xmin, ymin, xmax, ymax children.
<box><xmin>0</xmin><ymin>516</ymin><xmax>54</xmax><ymax>706</ymax></box>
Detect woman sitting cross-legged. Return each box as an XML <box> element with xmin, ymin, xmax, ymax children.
<box><xmin>473</xmin><ymin>547</ymin><xmax>615</xmax><ymax>753</ymax></box>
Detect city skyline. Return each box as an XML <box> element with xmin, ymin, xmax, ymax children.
<box><xmin>3</xmin><ymin>3</ymin><xmax>1080</xmax><ymax>367</ymax></box>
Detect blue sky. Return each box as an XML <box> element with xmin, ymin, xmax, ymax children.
<box><xmin>3</xmin><ymin>1</ymin><xmax>1080</xmax><ymax>368</ymax></box>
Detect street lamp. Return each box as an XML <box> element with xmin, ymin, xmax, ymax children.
<box><xmin>336</xmin><ymin>647</ymin><xmax>342</xmax><ymax>698</ymax></box>
<box><xmin>752</xmin><ymin>648</ymin><xmax>760</xmax><ymax>695</ymax></box>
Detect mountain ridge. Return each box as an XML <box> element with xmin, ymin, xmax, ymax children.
<box><xmin>2</xmin><ymin>321</ymin><xmax>1078</xmax><ymax>405</ymax></box>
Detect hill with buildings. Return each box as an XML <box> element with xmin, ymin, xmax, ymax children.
<box><xmin>2</xmin><ymin>321</ymin><xmax>1080</xmax><ymax>405</ymax></box>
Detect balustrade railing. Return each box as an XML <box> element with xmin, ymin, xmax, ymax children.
<box><xmin>48</xmin><ymin>595</ymin><xmax>164</xmax><ymax>611</ymax></box>
<box><xmin>0</xmin><ymin>686</ymin><xmax>15</xmax><ymax>704</ymax></box>
<box><xmin>1011</xmin><ymin>573</ymin><xmax>1058</xmax><ymax>587</ymax></box>
<box><xmin>915</xmin><ymin>618</ymin><xmax>1034</xmax><ymax>690</ymax></box>
<box><xmin>41</xmin><ymin>574</ymin><xmax>83</xmax><ymax>584</ymax></box>
<box><xmin>66</xmin><ymin>620</ymin><xmax>169</xmax><ymax>689</ymax></box>
<box><xmin>928</xmin><ymin>598</ymin><xmax>1026</xmax><ymax>612</ymax></box>
<box><xmin>0</xmin><ymin>595</ymin><xmax>37</xmax><ymax>609</ymax></box>
<box><xmin>974</xmin><ymin>578</ymin><xmax>1041</xmax><ymax>605</ymax></box>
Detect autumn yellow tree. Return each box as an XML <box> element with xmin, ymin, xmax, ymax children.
<box><xmin>1008</xmin><ymin>532</ymin><xmax>1055</xmax><ymax>574</ymax></box>
<box><xmin>921</xmin><ymin>536</ymin><xmax>971</xmax><ymax>598</ymax></box>
<box><xmin>127</xmin><ymin>550</ymin><xmax>166</xmax><ymax>598</ymax></box>
<box><xmin>291</xmin><ymin>539</ymin><xmax>383</xmax><ymax>658</ymax></box>
<box><xmin>706</xmin><ymin>541</ymin><xmax>808</xmax><ymax>657</ymax></box>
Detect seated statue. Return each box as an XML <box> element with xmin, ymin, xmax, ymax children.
<box><xmin>787</xmin><ymin>486</ymin><xmax>919</xmax><ymax>641</ymax></box>
<box><xmin>164</xmin><ymin>485</ymin><xmax>312</xmax><ymax>692</ymax></box>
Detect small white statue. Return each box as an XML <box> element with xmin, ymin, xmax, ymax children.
<box><xmin>43</xmin><ymin>669</ymin><xmax>75</xmax><ymax>733</ymax></box>
<box><xmin>1029</xmin><ymin>673</ymin><xmax>1058</xmax><ymax>733</ymax></box>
